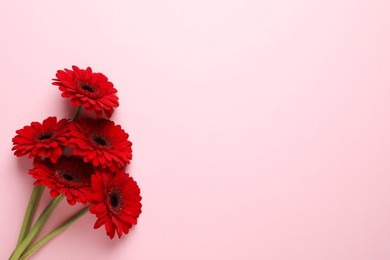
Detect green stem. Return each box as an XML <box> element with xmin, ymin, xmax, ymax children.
<box><xmin>73</xmin><ymin>106</ymin><xmax>82</xmax><ymax>121</ymax></box>
<box><xmin>15</xmin><ymin>186</ymin><xmax>44</xmax><ymax>247</ymax></box>
<box><xmin>10</xmin><ymin>195</ymin><xmax>64</xmax><ymax>260</ymax></box>
<box><xmin>20</xmin><ymin>206</ymin><xmax>91</xmax><ymax>260</ymax></box>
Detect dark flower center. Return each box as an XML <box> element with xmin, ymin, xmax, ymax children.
<box><xmin>110</xmin><ymin>194</ymin><xmax>119</xmax><ymax>207</ymax></box>
<box><xmin>107</xmin><ymin>190</ymin><xmax>123</xmax><ymax>213</ymax></box>
<box><xmin>63</xmin><ymin>173</ymin><xmax>74</xmax><ymax>181</ymax></box>
<box><xmin>94</xmin><ymin>137</ymin><xmax>107</xmax><ymax>146</ymax></box>
<box><xmin>38</xmin><ymin>133</ymin><xmax>53</xmax><ymax>141</ymax></box>
<box><xmin>81</xmin><ymin>85</ymin><xmax>95</xmax><ymax>93</ymax></box>
<box><xmin>55</xmin><ymin>170</ymin><xmax>79</xmax><ymax>183</ymax></box>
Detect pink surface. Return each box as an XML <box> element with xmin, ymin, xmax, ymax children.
<box><xmin>1</xmin><ymin>1</ymin><xmax>390</xmax><ymax>259</ymax></box>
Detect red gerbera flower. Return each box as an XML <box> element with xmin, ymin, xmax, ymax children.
<box><xmin>88</xmin><ymin>170</ymin><xmax>142</xmax><ymax>239</ymax></box>
<box><xmin>12</xmin><ymin>117</ymin><xmax>69</xmax><ymax>163</ymax></box>
<box><xmin>68</xmin><ymin>118</ymin><xmax>132</xmax><ymax>171</ymax></box>
<box><xmin>52</xmin><ymin>66</ymin><xmax>119</xmax><ymax>118</ymax></box>
<box><xmin>30</xmin><ymin>156</ymin><xmax>95</xmax><ymax>205</ymax></box>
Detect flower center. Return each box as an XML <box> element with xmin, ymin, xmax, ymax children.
<box><xmin>55</xmin><ymin>170</ymin><xmax>80</xmax><ymax>183</ymax></box>
<box><xmin>81</xmin><ymin>85</ymin><xmax>95</xmax><ymax>93</ymax></box>
<box><xmin>107</xmin><ymin>190</ymin><xmax>123</xmax><ymax>213</ymax></box>
<box><xmin>62</xmin><ymin>173</ymin><xmax>74</xmax><ymax>181</ymax></box>
<box><xmin>94</xmin><ymin>137</ymin><xmax>107</xmax><ymax>146</ymax></box>
<box><xmin>110</xmin><ymin>194</ymin><xmax>119</xmax><ymax>207</ymax></box>
<box><xmin>38</xmin><ymin>132</ymin><xmax>53</xmax><ymax>141</ymax></box>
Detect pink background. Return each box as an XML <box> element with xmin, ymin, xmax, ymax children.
<box><xmin>1</xmin><ymin>1</ymin><xmax>390</xmax><ymax>259</ymax></box>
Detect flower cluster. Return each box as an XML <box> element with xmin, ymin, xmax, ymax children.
<box><xmin>12</xmin><ymin>66</ymin><xmax>142</xmax><ymax>240</ymax></box>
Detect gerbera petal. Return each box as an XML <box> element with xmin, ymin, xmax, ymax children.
<box><xmin>94</xmin><ymin>217</ymin><xmax>106</xmax><ymax>229</ymax></box>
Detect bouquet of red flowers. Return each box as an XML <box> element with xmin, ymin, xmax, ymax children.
<box><xmin>9</xmin><ymin>66</ymin><xmax>142</xmax><ymax>259</ymax></box>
